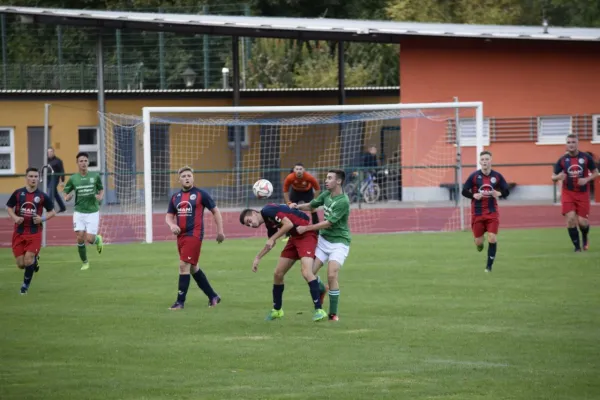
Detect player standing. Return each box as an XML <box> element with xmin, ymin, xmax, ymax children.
<box><xmin>292</xmin><ymin>169</ymin><xmax>350</xmax><ymax>321</ymax></box>
<box><xmin>283</xmin><ymin>163</ymin><xmax>321</xmax><ymax>224</ymax></box>
<box><xmin>239</xmin><ymin>203</ymin><xmax>327</xmax><ymax>322</ymax></box>
<box><xmin>551</xmin><ymin>134</ymin><xmax>599</xmax><ymax>251</ymax></box>
<box><xmin>166</xmin><ymin>166</ymin><xmax>225</xmax><ymax>310</ymax></box>
<box><xmin>461</xmin><ymin>151</ymin><xmax>510</xmax><ymax>272</ymax></box>
<box><xmin>6</xmin><ymin>167</ymin><xmax>56</xmax><ymax>294</ymax></box>
<box><xmin>63</xmin><ymin>152</ymin><xmax>104</xmax><ymax>270</ymax></box>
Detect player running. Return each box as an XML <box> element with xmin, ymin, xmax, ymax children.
<box><xmin>291</xmin><ymin>169</ymin><xmax>350</xmax><ymax>321</ymax></box>
<box><xmin>461</xmin><ymin>151</ymin><xmax>510</xmax><ymax>272</ymax></box>
<box><xmin>551</xmin><ymin>134</ymin><xmax>598</xmax><ymax>251</ymax></box>
<box><xmin>283</xmin><ymin>163</ymin><xmax>321</xmax><ymax>224</ymax></box>
<box><xmin>63</xmin><ymin>152</ymin><xmax>104</xmax><ymax>270</ymax></box>
<box><xmin>239</xmin><ymin>203</ymin><xmax>327</xmax><ymax>322</ymax></box>
<box><xmin>166</xmin><ymin>166</ymin><xmax>225</xmax><ymax>310</ymax></box>
<box><xmin>6</xmin><ymin>167</ymin><xmax>56</xmax><ymax>294</ymax></box>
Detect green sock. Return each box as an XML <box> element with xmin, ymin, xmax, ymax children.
<box><xmin>328</xmin><ymin>289</ymin><xmax>340</xmax><ymax>315</ymax></box>
<box><xmin>316</xmin><ymin>276</ymin><xmax>326</xmax><ymax>293</ymax></box>
<box><xmin>77</xmin><ymin>243</ymin><xmax>88</xmax><ymax>263</ymax></box>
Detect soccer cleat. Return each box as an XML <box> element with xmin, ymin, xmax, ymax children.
<box><xmin>169</xmin><ymin>302</ymin><xmax>184</xmax><ymax>310</ymax></box>
<box><xmin>80</xmin><ymin>262</ymin><xmax>90</xmax><ymax>271</ymax></box>
<box><xmin>20</xmin><ymin>284</ymin><xmax>29</xmax><ymax>295</ymax></box>
<box><xmin>312</xmin><ymin>308</ymin><xmax>327</xmax><ymax>322</ymax></box>
<box><xmin>265</xmin><ymin>308</ymin><xmax>284</xmax><ymax>321</ymax></box>
<box><xmin>574</xmin><ymin>248</ymin><xmax>582</xmax><ymax>253</ymax></box>
<box><xmin>208</xmin><ymin>295</ymin><xmax>221</xmax><ymax>307</ymax></box>
<box><xmin>282</xmin><ymin>237</ymin><xmax>289</xmax><ymax>243</ymax></box>
<box><xmin>476</xmin><ymin>244</ymin><xmax>484</xmax><ymax>252</ymax></box>
<box><xmin>329</xmin><ymin>314</ymin><xmax>339</xmax><ymax>322</ymax></box>
<box><xmin>583</xmin><ymin>243</ymin><xmax>589</xmax><ymax>251</ymax></box>
<box><xmin>96</xmin><ymin>235</ymin><xmax>104</xmax><ymax>254</ymax></box>
<box><xmin>485</xmin><ymin>266</ymin><xmax>492</xmax><ymax>273</ymax></box>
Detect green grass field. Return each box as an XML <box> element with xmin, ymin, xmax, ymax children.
<box><xmin>1</xmin><ymin>228</ymin><xmax>599</xmax><ymax>400</ymax></box>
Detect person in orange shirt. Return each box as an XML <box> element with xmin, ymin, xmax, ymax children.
<box><xmin>283</xmin><ymin>163</ymin><xmax>320</xmax><ymax>224</ymax></box>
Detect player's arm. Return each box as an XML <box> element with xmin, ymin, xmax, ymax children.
<box><xmin>5</xmin><ymin>192</ymin><xmax>23</xmax><ymax>224</ymax></box>
<box><xmin>461</xmin><ymin>176</ymin><xmax>474</xmax><ymax>199</ymax></box>
<box><xmin>95</xmin><ymin>175</ymin><xmax>104</xmax><ymax>202</ymax></box>
<box><xmin>199</xmin><ymin>190</ymin><xmax>225</xmax><ymax>243</ymax></box>
<box><xmin>494</xmin><ymin>174</ymin><xmax>510</xmax><ymax>199</ymax></box>
<box><xmin>63</xmin><ymin>177</ymin><xmax>74</xmax><ymax>201</ymax></box>
<box><xmin>165</xmin><ymin>198</ymin><xmax>180</xmax><ymax>235</ymax></box>
<box><xmin>283</xmin><ymin>174</ymin><xmax>293</xmax><ymax>204</ymax></box>
<box><xmin>269</xmin><ymin>216</ymin><xmax>294</xmax><ymax>243</ymax></box>
<box><xmin>294</xmin><ymin>190</ymin><xmax>326</xmax><ymax>212</ymax></box>
<box><xmin>580</xmin><ymin>156</ymin><xmax>599</xmax><ymax>185</ymax></box>
<box><xmin>551</xmin><ymin>159</ymin><xmax>566</xmax><ymax>182</ymax></box>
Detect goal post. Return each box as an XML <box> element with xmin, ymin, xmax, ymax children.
<box><xmin>101</xmin><ymin>101</ymin><xmax>484</xmax><ymax>244</ymax></box>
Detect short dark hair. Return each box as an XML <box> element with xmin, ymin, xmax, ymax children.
<box><xmin>294</xmin><ymin>163</ymin><xmax>304</xmax><ymax>168</ymax></box>
<box><xmin>239</xmin><ymin>208</ymin><xmax>256</xmax><ymax>225</ymax></box>
<box><xmin>328</xmin><ymin>169</ymin><xmax>345</xmax><ymax>184</ymax></box>
<box><xmin>480</xmin><ymin>151</ymin><xmax>492</xmax><ymax>157</ymax></box>
<box><xmin>566</xmin><ymin>134</ymin><xmax>577</xmax><ymax>140</ymax></box>
<box><xmin>76</xmin><ymin>151</ymin><xmax>89</xmax><ymax>160</ymax></box>
<box><xmin>25</xmin><ymin>167</ymin><xmax>39</xmax><ymax>175</ymax></box>
<box><xmin>178</xmin><ymin>166</ymin><xmax>193</xmax><ymax>175</ymax></box>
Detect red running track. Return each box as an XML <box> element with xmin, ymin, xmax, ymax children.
<box><xmin>1</xmin><ymin>204</ymin><xmax>599</xmax><ymax>247</ymax></box>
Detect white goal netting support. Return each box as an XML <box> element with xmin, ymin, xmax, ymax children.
<box><xmin>99</xmin><ymin>102</ymin><xmax>484</xmax><ymax>244</ymax></box>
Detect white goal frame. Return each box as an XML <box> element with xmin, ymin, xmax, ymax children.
<box><xmin>142</xmin><ymin>101</ymin><xmax>484</xmax><ymax>244</ymax></box>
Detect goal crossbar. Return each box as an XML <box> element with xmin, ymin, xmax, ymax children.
<box><xmin>141</xmin><ymin>101</ymin><xmax>484</xmax><ymax>243</ymax></box>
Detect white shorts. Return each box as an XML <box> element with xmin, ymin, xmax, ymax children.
<box><xmin>315</xmin><ymin>236</ymin><xmax>350</xmax><ymax>266</ymax></box>
<box><xmin>73</xmin><ymin>211</ymin><xmax>100</xmax><ymax>235</ymax></box>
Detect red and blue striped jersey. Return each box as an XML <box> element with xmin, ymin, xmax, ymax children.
<box><xmin>6</xmin><ymin>187</ymin><xmax>54</xmax><ymax>234</ymax></box>
<box><xmin>554</xmin><ymin>152</ymin><xmax>597</xmax><ymax>193</ymax></box>
<box><xmin>463</xmin><ymin>170</ymin><xmax>509</xmax><ymax>217</ymax></box>
<box><xmin>167</xmin><ymin>187</ymin><xmax>216</xmax><ymax>240</ymax></box>
<box><xmin>261</xmin><ymin>204</ymin><xmax>310</xmax><ymax>238</ymax></box>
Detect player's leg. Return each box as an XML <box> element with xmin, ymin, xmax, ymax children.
<box><xmin>170</xmin><ymin>237</ymin><xmax>195</xmax><ymax>310</ymax></box>
<box><xmin>485</xmin><ymin>218</ymin><xmax>499</xmax><ymax>272</ymax></box>
<box><xmin>472</xmin><ymin>217</ymin><xmax>485</xmax><ymax>252</ymax></box>
<box><xmin>325</xmin><ymin>242</ymin><xmax>350</xmax><ymax>321</ymax></box>
<box><xmin>20</xmin><ymin>251</ymin><xmax>38</xmax><ymax>294</ymax></box>
<box><xmin>84</xmin><ymin>212</ymin><xmax>103</xmax><ymax>254</ymax></box>
<box><xmin>314</xmin><ymin>236</ymin><xmax>330</xmax><ymax>304</ymax></box>
<box><xmin>576</xmin><ymin>195</ymin><xmax>591</xmax><ymax>251</ymax></box>
<box><xmin>293</xmin><ymin>233</ymin><xmax>326</xmax><ymax>321</ymax></box>
<box><xmin>12</xmin><ymin>233</ymin><xmax>28</xmax><ymax>294</ymax></box>
<box><xmin>188</xmin><ymin>239</ymin><xmax>221</xmax><ymax>307</ymax></box>
<box><xmin>564</xmin><ymin>210</ymin><xmax>581</xmax><ymax>251</ymax></box>
<box><xmin>73</xmin><ymin>212</ymin><xmax>89</xmax><ymax>269</ymax></box>
<box><xmin>266</xmin><ymin>257</ymin><xmax>295</xmax><ymax>320</ymax></box>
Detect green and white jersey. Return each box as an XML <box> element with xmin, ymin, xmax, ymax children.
<box><xmin>64</xmin><ymin>172</ymin><xmax>103</xmax><ymax>214</ymax></box>
<box><xmin>310</xmin><ymin>190</ymin><xmax>351</xmax><ymax>246</ymax></box>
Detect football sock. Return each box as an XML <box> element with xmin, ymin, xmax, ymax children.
<box><xmin>23</xmin><ymin>264</ymin><xmax>35</xmax><ymax>287</ymax></box>
<box><xmin>192</xmin><ymin>268</ymin><xmax>217</xmax><ymax>299</ymax></box>
<box><xmin>77</xmin><ymin>243</ymin><xmax>88</xmax><ymax>263</ymax></box>
<box><xmin>568</xmin><ymin>227</ymin><xmax>581</xmax><ymax>250</ymax></box>
<box><xmin>177</xmin><ymin>274</ymin><xmax>191</xmax><ymax>304</ymax></box>
<box><xmin>316</xmin><ymin>275</ymin><xmax>326</xmax><ymax>293</ymax></box>
<box><xmin>308</xmin><ymin>279</ymin><xmax>322</xmax><ymax>309</ymax></box>
<box><xmin>273</xmin><ymin>284</ymin><xmax>284</xmax><ymax>310</ymax></box>
<box><xmin>328</xmin><ymin>289</ymin><xmax>340</xmax><ymax>315</ymax></box>
<box><xmin>580</xmin><ymin>225</ymin><xmax>590</xmax><ymax>246</ymax></box>
<box><xmin>487</xmin><ymin>243</ymin><xmax>497</xmax><ymax>268</ymax></box>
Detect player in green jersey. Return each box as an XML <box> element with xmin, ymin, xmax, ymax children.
<box><xmin>292</xmin><ymin>169</ymin><xmax>351</xmax><ymax>321</ymax></box>
<box><xmin>63</xmin><ymin>152</ymin><xmax>104</xmax><ymax>270</ymax></box>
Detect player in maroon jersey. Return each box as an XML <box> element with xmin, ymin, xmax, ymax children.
<box><xmin>6</xmin><ymin>167</ymin><xmax>56</xmax><ymax>294</ymax></box>
<box><xmin>552</xmin><ymin>134</ymin><xmax>599</xmax><ymax>252</ymax></box>
<box><xmin>461</xmin><ymin>151</ymin><xmax>510</xmax><ymax>272</ymax></box>
<box><xmin>165</xmin><ymin>166</ymin><xmax>225</xmax><ymax>310</ymax></box>
<box><xmin>239</xmin><ymin>204</ymin><xmax>328</xmax><ymax>322</ymax></box>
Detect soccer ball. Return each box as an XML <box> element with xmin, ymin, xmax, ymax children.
<box><xmin>253</xmin><ymin>179</ymin><xmax>273</xmax><ymax>199</ymax></box>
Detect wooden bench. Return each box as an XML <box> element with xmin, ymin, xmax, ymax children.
<box><xmin>440</xmin><ymin>182</ymin><xmax>517</xmax><ymax>201</ymax></box>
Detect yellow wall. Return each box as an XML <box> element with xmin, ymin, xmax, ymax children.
<box><xmin>0</xmin><ymin>94</ymin><xmax>399</xmax><ymax>193</ymax></box>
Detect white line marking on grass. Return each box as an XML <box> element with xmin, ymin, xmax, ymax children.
<box><xmin>222</xmin><ymin>335</ymin><xmax>271</xmax><ymax>341</ymax></box>
<box><xmin>341</xmin><ymin>328</ymin><xmax>373</xmax><ymax>334</ymax></box>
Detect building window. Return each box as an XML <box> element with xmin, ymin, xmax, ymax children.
<box><xmin>593</xmin><ymin>115</ymin><xmax>600</xmax><ymax>143</ymax></box>
<box><xmin>537</xmin><ymin>116</ymin><xmax>572</xmax><ymax>145</ymax></box>
<box><xmin>227</xmin><ymin>126</ymin><xmax>249</xmax><ymax>149</ymax></box>
<box><xmin>457</xmin><ymin>118</ymin><xmax>490</xmax><ymax>147</ymax></box>
<box><xmin>78</xmin><ymin>127</ymin><xmax>100</xmax><ymax>170</ymax></box>
<box><xmin>0</xmin><ymin>127</ymin><xmax>15</xmax><ymax>175</ymax></box>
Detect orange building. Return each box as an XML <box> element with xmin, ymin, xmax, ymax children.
<box><xmin>399</xmin><ymin>37</ymin><xmax>600</xmax><ymax>201</ymax></box>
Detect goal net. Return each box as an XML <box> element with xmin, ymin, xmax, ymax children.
<box><xmin>99</xmin><ymin>102</ymin><xmax>484</xmax><ymax>244</ymax></box>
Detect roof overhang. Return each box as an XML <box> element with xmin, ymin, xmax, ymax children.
<box><xmin>1</xmin><ymin>6</ymin><xmax>600</xmax><ymax>44</ymax></box>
